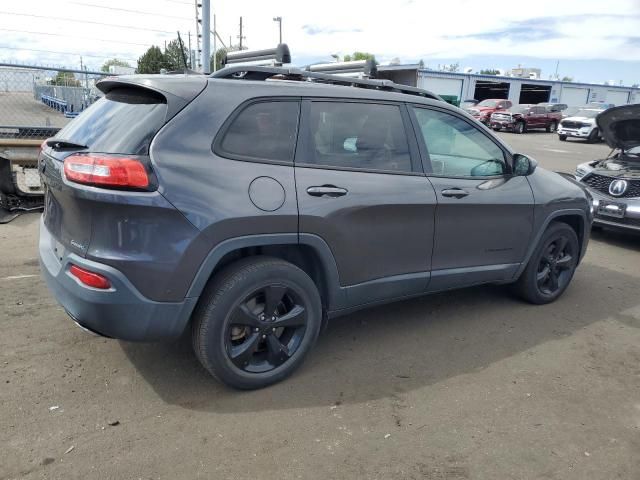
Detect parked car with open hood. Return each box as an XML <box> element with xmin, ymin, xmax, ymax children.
<box><xmin>575</xmin><ymin>104</ymin><xmax>640</xmax><ymax>232</ymax></box>
<box><xmin>557</xmin><ymin>108</ymin><xmax>604</xmax><ymax>143</ymax></box>
<box><xmin>490</xmin><ymin>104</ymin><xmax>562</xmax><ymax>134</ymax></box>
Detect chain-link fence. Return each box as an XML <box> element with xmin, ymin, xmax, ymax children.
<box><xmin>0</xmin><ymin>63</ymin><xmax>114</xmax><ymax>221</ymax></box>
<box><xmin>0</xmin><ymin>63</ymin><xmax>110</xmax><ymax>139</ymax></box>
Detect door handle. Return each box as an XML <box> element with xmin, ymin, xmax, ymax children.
<box><xmin>441</xmin><ymin>188</ymin><xmax>469</xmax><ymax>199</ymax></box>
<box><xmin>306</xmin><ymin>185</ymin><xmax>348</xmax><ymax>198</ymax></box>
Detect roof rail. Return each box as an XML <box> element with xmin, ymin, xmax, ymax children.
<box><xmin>209</xmin><ymin>65</ymin><xmax>442</xmax><ymax>101</ymax></box>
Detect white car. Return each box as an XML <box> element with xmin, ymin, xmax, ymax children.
<box><xmin>557</xmin><ymin>108</ymin><xmax>604</xmax><ymax>143</ymax></box>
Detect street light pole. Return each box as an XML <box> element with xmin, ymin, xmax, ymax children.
<box><xmin>273</xmin><ymin>16</ymin><xmax>282</xmax><ymax>44</ymax></box>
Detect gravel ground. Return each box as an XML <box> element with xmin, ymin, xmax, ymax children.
<box><xmin>1</xmin><ymin>131</ymin><xmax>639</xmax><ymax>480</ymax></box>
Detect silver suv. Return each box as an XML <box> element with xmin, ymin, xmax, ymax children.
<box><xmin>575</xmin><ymin>104</ymin><xmax>640</xmax><ymax>232</ymax></box>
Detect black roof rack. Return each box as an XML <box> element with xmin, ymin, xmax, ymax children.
<box><xmin>209</xmin><ymin>65</ymin><xmax>442</xmax><ymax>101</ymax></box>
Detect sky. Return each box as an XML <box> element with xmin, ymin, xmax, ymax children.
<box><xmin>0</xmin><ymin>0</ymin><xmax>639</xmax><ymax>85</ymax></box>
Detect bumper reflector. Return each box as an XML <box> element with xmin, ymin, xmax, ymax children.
<box><xmin>70</xmin><ymin>265</ymin><xmax>111</xmax><ymax>289</ymax></box>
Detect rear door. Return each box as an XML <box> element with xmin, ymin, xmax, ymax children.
<box><xmin>409</xmin><ymin>105</ymin><xmax>534</xmax><ymax>291</ymax></box>
<box><xmin>295</xmin><ymin>99</ymin><xmax>437</xmax><ymax>306</ymax></box>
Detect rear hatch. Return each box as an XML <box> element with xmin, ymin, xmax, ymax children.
<box><xmin>41</xmin><ymin>75</ymin><xmax>206</xmax><ymax>257</ymax></box>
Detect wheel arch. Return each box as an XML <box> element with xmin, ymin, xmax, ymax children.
<box><xmin>514</xmin><ymin>209</ymin><xmax>589</xmax><ymax>280</ymax></box>
<box><xmin>186</xmin><ymin>233</ymin><xmax>345</xmax><ymax>311</ymax></box>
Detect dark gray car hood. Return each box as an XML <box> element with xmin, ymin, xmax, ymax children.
<box><xmin>596</xmin><ymin>104</ymin><xmax>640</xmax><ymax>151</ymax></box>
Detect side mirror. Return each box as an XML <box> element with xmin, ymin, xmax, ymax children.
<box><xmin>513</xmin><ymin>154</ymin><xmax>538</xmax><ymax>176</ymax></box>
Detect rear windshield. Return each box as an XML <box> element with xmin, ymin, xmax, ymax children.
<box><xmin>54</xmin><ymin>88</ymin><xmax>167</xmax><ymax>155</ymax></box>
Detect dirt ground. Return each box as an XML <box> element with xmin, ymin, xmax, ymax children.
<box><xmin>1</xmin><ymin>132</ymin><xmax>639</xmax><ymax>479</ymax></box>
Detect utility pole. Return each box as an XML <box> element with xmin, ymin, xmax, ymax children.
<box><xmin>238</xmin><ymin>17</ymin><xmax>245</xmax><ymax>50</ymax></box>
<box><xmin>201</xmin><ymin>0</ymin><xmax>211</xmax><ymax>73</ymax></box>
<box><xmin>188</xmin><ymin>31</ymin><xmax>192</xmax><ymax>69</ymax></box>
<box><xmin>212</xmin><ymin>14</ymin><xmax>217</xmax><ymax>72</ymax></box>
<box><xmin>194</xmin><ymin>0</ymin><xmax>201</xmax><ymax>70</ymax></box>
<box><xmin>273</xmin><ymin>17</ymin><xmax>282</xmax><ymax>44</ymax></box>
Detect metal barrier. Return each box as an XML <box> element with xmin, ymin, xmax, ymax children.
<box><xmin>0</xmin><ymin>62</ymin><xmax>115</xmax><ymax>221</ymax></box>
<box><xmin>0</xmin><ymin>62</ymin><xmax>110</xmax><ymax>139</ymax></box>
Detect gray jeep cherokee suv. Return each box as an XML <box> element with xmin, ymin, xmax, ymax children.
<box><xmin>39</xmin><ymin>66</ymin><xmax>592</xmax><ymax>389</ymax></box>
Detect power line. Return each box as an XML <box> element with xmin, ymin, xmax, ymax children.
<box><xmin>0</xmin><ymin>45</ymin><xmax>138</xmax><ymax>62</ymax></box>
<box><xmin>158</xmin><ymin>0</ymin><xmax>194</xmax><ymax>4</ymax></box>
<box><xmin>0</xmin><ymin>28</ymin><xmax>158</xmax><ymax>47</ymax></box>
<box><xmin>0</xmin><ymin>11</ymin><xmax>176</xmax><ymax>34</ymax></box>
<box><xmin>69</xmin><ymin>2</ymin><xmax>192</xmax><ymax>21</ymax></box>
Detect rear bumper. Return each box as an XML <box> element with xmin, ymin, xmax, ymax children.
<box><xmin>39</xmin><ymin>217</ymin><xmax>198</xmax><ymax>341</ymax></box>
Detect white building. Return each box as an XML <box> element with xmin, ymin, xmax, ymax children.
<box><xmin>0</xmin><ymin>66</ymin><xmax>47</xmax><ymax>92</ymax></box>
<box><xmin>377</xmin><ymin>66</ymin><xmax>639</xmax><ymax>106</ymax></box>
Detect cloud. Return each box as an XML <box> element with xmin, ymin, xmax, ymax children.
<box><xmin>301</xmin><ymin>25</ymin><xmax>362</xmax><ymax>36</ymax></box>
<box><xmin>0</xmin><ymin>0</ymin><xmax>638</xmax><ymax>82</ymax></box>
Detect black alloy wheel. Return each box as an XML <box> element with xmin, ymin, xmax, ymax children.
<box><xmin>192</xmin><ymin>257</ymin><xmax>322</xmax><ymax>389</ymax></box>
<box><xmin>535</xmin><ymin>235</ymin><xmax>575</xmax><ymax>296</ymax></box>
<box><xmin>514</xmin><ymin>222</ymin><xmax>579</xmax><ymax>304</ymax></box>
<box><xmin>226</xmin><ymin>284</ymin><xmax>307</xmax><ymax>373</ymax></box>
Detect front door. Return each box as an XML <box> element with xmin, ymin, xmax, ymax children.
<box><xmin>295</xmin><ymin>99</ymin><xmax>437</xmax><ymax>307</ymax></box>
<box><xmin>410</xmin><ymin>105</ymin><xmax>535</xmax><ymax>291</ymax></box>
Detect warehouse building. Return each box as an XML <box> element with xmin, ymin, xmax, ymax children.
<box><xmin>377</xmin><ymin>65</ymin><xmax>639</xmax><ymax>106</ymax></box>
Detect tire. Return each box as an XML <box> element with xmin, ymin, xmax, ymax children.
<box><xmin>546</xmin><ymin>121</ymin><xmax>557</xmax><ymax>133</ymax></box>
<box><xmin>559</xmin><ymin>135</ymin><xmax>567</xmax><ymax>141</ymax></box>
<box><xmin>191</xmin><ymin>257</ymin><xmax>322</xmax><ymax>389</ymax></box>
<box><xmin>493</xmin><ymin>126</ymin><xmax>501</xmax><ymax>131</ymax></box>
<box><xmin>514</xmin><ymin>122</ymin><xmax>525</xmax><ymax>134</ymax></box>
<box><xmin>587</xmin><ymin>128</ymin><xmax>599</xmax><ymax>143</ymax></box>
<box><xmin>514</xmin><ymin>222</ymin><xmax>579</xmax><ymax>305</ymax></box>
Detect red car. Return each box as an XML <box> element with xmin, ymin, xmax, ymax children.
<box><xmin>490</xmin><ymin>104</ymin><xmax>563</xmax><ymax>134</ymax></box>
<box><xmin>465</xmin><ymin>99</ymin><xmax>512</xmax><ymax>125</ymax></box>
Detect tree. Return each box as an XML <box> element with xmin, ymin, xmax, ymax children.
<box><xmin>101</xmin><ymin>58</ymin><xmax>130</xmax><ymax>73</ymax></box>
<box><xmin>343</xmin><ymin>51</ymin><xmax>377</xmax><ymax>64</ymax></box>
<box><xmin>210</xmin><ymin>45</ymin><xmax>243</xmax><ymax>71</ymax></box>
<box><xmin>50</xmin><ymin>71</ymin><xmax>80</xmax><ymax>86</ymax></box>
<box><xmin>164</xmin><ymin>38</ymin><xmax>189</xmax><ymax>71</ymax></box>
<box><xmin>561</xmin><ymin>76</ymin><xmax>574</xmax><ymax>82</ymax></box>
<box><xmin>479</xmin><ymin>68</ymin><xmax>500</xmax><ymax>75</ymax></box>
<box><xmin>136</xmin><ymin>46</ymin><xmax>166</xmax><ymax>74</ymax></box>
<box><xmin>441</xmin><ymin>62</ymin><xmax>460</xmax><ymax>73</ymax></box>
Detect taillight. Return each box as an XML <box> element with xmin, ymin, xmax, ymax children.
<box><xmin>69</xmin><ymin>265</ymin><xmax>111</xmax><ymax>289</ymax></box>
<box><xmin>63</xmin><ymin>154</ymin><xmax>150</xmax><ymax>189</ymax></box>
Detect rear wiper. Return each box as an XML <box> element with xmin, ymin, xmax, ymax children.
<box><xmin>46</xmin><ymin>139</ymin><xmax>88</xmax><ymax>151</ymax></box>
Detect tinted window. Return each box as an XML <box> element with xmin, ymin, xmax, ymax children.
<box><xmin>55</xmin><ymin>88</ymin><xmax>167</xmax><ymax>155</ymax></box>
<box><xmin>306</xmin><ymin>102</ymin><xmax>412</xmax><ymax>172</ymax></box>
<box><xmin>533</xmin><ymin>107</ymin><xmax>545</xmax><ymax>114</ymax></box>
<box><xmin>412</xmin><ymin>107</ymin><xmax>506</xmax><ymax>177</ymax></box>
<box><xmin>220</xmin><ymin>101</ymin><xmax>299</xmax><ymax>162</ymax></box>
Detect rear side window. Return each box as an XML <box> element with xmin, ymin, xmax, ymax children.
<box><xmin>55</xmin><ymin>88</ymin><xmax>167</xmax><ymax>155</ymax></box>
<box><xmin>218</xmin><ymin>101</ymin><xmax>299</xmax><ymax>162</ymax></box>
<box><xmin>304</xmin><ymin>102</ymin><xmax>412</xmax><ymax>172</ymax></box>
